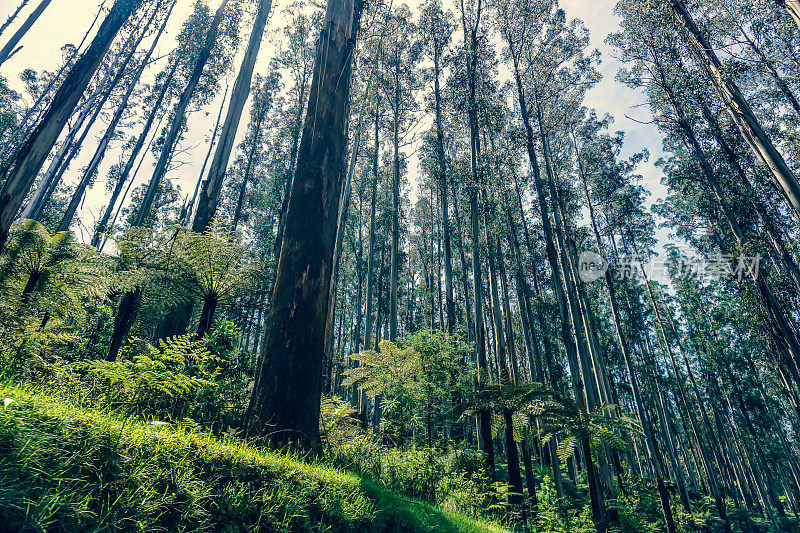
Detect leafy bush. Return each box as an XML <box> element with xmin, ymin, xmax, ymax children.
<box><xmin>74</xmin><ymin>335</ymin><xmax>220</xmax><ymax>422</ymax></box>
<box><xmin>70</xmin><ymin>321</ymin><xmax>252</xmax><ymax>431</ymax></box>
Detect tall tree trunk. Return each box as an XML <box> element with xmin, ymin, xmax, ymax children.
<box><xmin>186</xmin><ymin>83</ymin><xmax>229</xmax><ymax>224</ymax></box>
<box><xmin>22</xmin><ymin>16</ymin><xmax>144</xmax><ymax>223</ymax></box>
<box><xmin>432</xmin><ymin>40</ymin><xmax>454</xmax><ymax>333</ymax></box>
<box><xmin>192</xmin><ymin>0</ymin><xmax>274</xmax><ymax>232</ymax></box>
<box><xmin>460</xmin><ymin>0</ymin><xmax>495</xmax><ymax>481</ymax></box>
<box><xmin>134</xmin><ymin>0</ymin><xmax>230</xmax><ymax>228</ymax></box>
<box><xmin>245</xmin><ymin>0</ymin><xmax>363</xmax><ymax>449</ymax></box>
<box><xmin>58</xmin><ymin>3</ymin><xmax>162</xmax><ymax>232</ymax></box>
<box><xmin>91</xmin><ymin>60</ymin><xmax>177</xmax><ymax>247</ymax></box>
<box><xmin>0</xmin><ymin>0</ymin><xmax>52</xmax><ymax>66</ymax></box>
<box><xmin>573</xmin><ymin>132</ymin><xmax>680</xmax><ymax>529</ymax></box>
<box><xmin>389</xmin><ymin>65</ymin><xmax>400</xmax><ymax>342</ymax></box>
<box><xmin>231</xmin><ymin>82</ymin><xmax>272</xmax><ymax>229</ymax></box>
<box><xmin>76</xmin><ymin>0</ymin><xmax>175</xmax><ymax>229</ymax></box>
<box><xmin>0</xmin><ymin>0</ymin><xmax>142</xmax><ymax>252</ymax></box>
<box><xmin>670</xmin><ymin>0</ymin><xmax>800</xmax><ymax>220</ymax></box>
<box><xmin>0</xmin><ymin>0</ymin><xmax>30</xmax><ymax>41</ymax></box>
<box><xmin>363</xmin><ymin>98</ymin><xmax>379</xmax><ymax>352</ymax></box>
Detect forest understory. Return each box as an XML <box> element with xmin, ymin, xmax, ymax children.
<box><xmin>2</xmin><ymin>0</ymin><xmax>800</xmax><ymax>531</ymax></box>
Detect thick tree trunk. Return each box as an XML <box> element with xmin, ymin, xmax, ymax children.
<box><xmin>0</xmin><ymin>0</ymin><xmax>52</xmax><ymax>66</ymax></box>
<box><xmin>196</xmin><ymin>293</ymin><xmax>218</xmax><ymax>337</ymax></box>
<box><xmin>0</xmin><ymin>5</ymin><xmax>105</xmax><ymax>169</ymax></box>
<box><xmin>134</xmin><ymin>0</ymin><xmax>230</xmax><ymax>227</ymax></box>
<box><xmin>245</xmin><ymin>0</ymin><xmax>363</xmax><ymax>449</ymax></box>
<box><xmin>671</xmin><ymin>0</ymin><xmax>800</xmax><ymax>220</ymax></box>
<box><xmin>107</xmin><ymin>288</ymin><xmax>141</xmax><ymax>361</ymax></box>
<box><xmin>273</xmin><ymin>83</ymin><xmax>307</xmax><ymax>261</ymax></box>
<box><xmin>192</xmin><ymin>0</ymin><xmax>273</xmax><ymax>232</ymax></box>
<box><xmin>0</xmin><ymin>0</ymin><xmax>142</xmax><ymax>252</ymax></box>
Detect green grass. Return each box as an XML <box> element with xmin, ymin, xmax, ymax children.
<box><xmin>0</xmin><ymin>384</ymin><xmax>508</xmax><ymax>533</ymax></box>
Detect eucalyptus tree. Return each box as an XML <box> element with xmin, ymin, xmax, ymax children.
<box><xmin>419</xmin><ymin>0</ymin><xmax>456</xmax><ymax>334</ymax></box>
<box><xmin>664</xmin><ymin>0</ymin><xmax>800</xmax><ymax>220</ymax></box>
<box><xmin>0</xmin><ymin>0</ymin><xmax>145</xmax><ymax>253</ymax></box>
<box><xmin>59</xmin><ymin>0</ymin><xmax>177</xmax><ymax>230</ymax></box>
<box><xmin>193</xmin><ymin>0</ymin><xmax>275</xmax><ymax>233</ymax></box>
<box><xmin>272</xmin><ymin>3</ymin><xmax>320</xmax><ymax>260</ymax></box>
<box><xmin>134</xmin><ymin>0</ymin><xmax>239</xmax><ymax>228</ymax></box>
<box><xmin>59</xmin><ymin>0</ymin><xmax>178</xmax><ymax>232</ymax></box>
<box><xmin>0</xmin><ymin>0</ymin><xmax>53</xmax><ymax>66</ymax></box>
<box><xmin>246</xmin><ymin>0</ymin><xmax>365</xmax><ymax>449</ymax></box>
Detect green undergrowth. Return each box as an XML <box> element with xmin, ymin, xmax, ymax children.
<box><xmin>0</xmin><ymin>384</ymin><xmax>508</xmax><ymax>533</ymax></box>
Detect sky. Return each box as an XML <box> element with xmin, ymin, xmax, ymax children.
<box><xmin>0</xmin><ymin>0</ymin><xmax>670</xmax><ymax>254</ymax></box>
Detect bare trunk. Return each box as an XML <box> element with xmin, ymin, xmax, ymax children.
<box><xmin>187</xmin><ymin>84</ymin><xmax>229</xmax><ymax>224</ymax></box>
<box><xmin>0</xmin><ymin>0</ymin><xmax>52</xmax><ymax>65</ymax></box>
<box><xmin>389</xmin><ymin>68</ymin><xmax>400</xmax><ymax>342</ymax></box>
<box><xmin>433</xmin><ymin>43</ymin><xmax>454</xmax><ymax>333</ymax></box>
<box><xmin>91</xmin><ymin>59</ymin><xmax>178</xmax><ymax>247</ymax></box>
<box><xmin>0</xmin><ymin>0</ymin><xmax>142</xmax><ymax>252</ymax></box>
<box><xmin>0</xmin><ymin>0</ymin><xmax>30</xmax><ymax>41</ymax></box>
<box><xmin>134</xmin><ymin>0</ymin><xmax>230</xmax><ymax>227</ymax></box>
<box><xmin>192</xmin><ymin>0</ymin><xmax>273</xmax><ymax>232</ymax></box>
<box><xmin>231</xmin><ymin>89</ymin><xmax>269</xmax><ymax>229</ymax></box>
<box><xmin>58</xmin><ymin>4</ymin><xmax>162</xmax><ymax>231</ymax></box>
<box><xmin>671</xmin><ymin>0</ymin><xmax>800</xmax><ymax>220</ymax></box>
<box><xmin>246</xmin><ymin>0</ymin><xmax>363</xmax><ymax>449</ymax></box>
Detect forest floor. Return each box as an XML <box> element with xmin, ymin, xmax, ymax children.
<box><xmin>0</xmin><ymin>384</ymin><xmax>508</xmax><ymax>533</ymax></box>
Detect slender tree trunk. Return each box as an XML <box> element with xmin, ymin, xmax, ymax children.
<box><xmin>0</xmin><ymin>0</ymin><xmax>52</xmax><ymax>66</ymax></box>
<box><xmin>363</xmin><ymin>98</ymin><xmax>379</xmax><ymax>352</ymax></box>
<box><xmin>193</xmin><ymin>0</ymin><xmax>273</xmax><ymax>232</ymax></box>
<box><xmin>389</xmin><ymin>65</ymin><xmax>400</xmax><ymax>342</ymax></box>
<box><xmin>232</xmin><ymin>89</ymin><xmax>269</xmax><ymax>229</ymax></box>
<box><xmin>22</xmin><ymin>19</ymin><xmax>143</xmax><ymax>222</ymax></box>
<box><xmin>671</xmin><ymin>0</ymin><xmax>800</xmax><ymax>220</ymax></box>
<box><xmin>134</xmin><ymin>0</ymin><xmax>230</xmax><ymax>228</ymax></box>
<box><xmin>187</xmin><ymin>83</ymin><xmax>229</xmax><ymax>224</ymax></box>
<box><xmin>91</xmin><ymin>59</ymin><xmax>178</xmax><ymax>247</ymax></box>
<box><xmin>0</xmin><ymin>0</ymin><xmax>142</xmax><ymax>252</ymax></box>
<box><xmin>0</xmin><ymin>0</ymin><xmax>29</xmax><ymax>41</ymax></box>
<box><xmin>58</xmin><ymin>4</ymin><xmax>162</xmax><ymax>231</ymax></box>
<box><xmin>245</xmin><ymin>0</ymin><xmax>363</xmax><ymax>449</ymax></box>
<box><xmin>432</xmin><ymin>41</ymin><xmax>454</xmax><ymax>333</ymax></box>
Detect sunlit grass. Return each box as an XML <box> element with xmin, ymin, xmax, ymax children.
<box><xmin>0</xmin><ymin>383</ymin><xmax>508</xmax><ymax>532</ymax></box>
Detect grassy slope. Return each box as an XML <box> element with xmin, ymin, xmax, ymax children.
<box><xmin>0</xmin><ymin>385</ymin><xmax>507</xmax><ymax>533</ymax></box>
